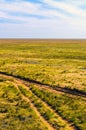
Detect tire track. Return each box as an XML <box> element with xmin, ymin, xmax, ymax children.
<box><xmin>0</xmin><ymin>71</ymin><xmax>86</xmax><ymax>99</ymax></box>
<box><xmin>11</xmin><ymin>82</ymin><xmax>55</xmax><ymax>130</ymax></box>
<box><xmin>0</xmin><ymin>73</ymin><xmax>77</xmax><ymax>130</ymax></box>
<box><xmin>16</xmin><ymin>81</ymin><xmax>75</xmax><ymax>130</ymax></box>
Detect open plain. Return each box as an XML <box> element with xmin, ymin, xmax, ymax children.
<box><xmin>0</xmin><ymin>39</ymin><xmax>86</xmax><ymax>130</ymax></box>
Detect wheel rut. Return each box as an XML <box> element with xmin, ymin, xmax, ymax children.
<box><xmin>0</xmin><ymin>73</ymin><xmax>78</xmax><ymax>130</ymax></box>
<box><xmin>0</xmin><ymin>71</ymin><xmax>86</xmax><ymax>99</ymax></box>
<box><xmin>15</xmin><ymin>80</ymin><xmax>75</xmax><ymax>130</ymax></box>
<box><xmin>10</xmin><ymin>82</ymin><xmax>55</xmax><ymax>130</ymax></box>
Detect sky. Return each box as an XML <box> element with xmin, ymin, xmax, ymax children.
<box><xmin>0</xmin><ymin>0</ymin><xmax>86</xmax><ymax>38</ymax></box>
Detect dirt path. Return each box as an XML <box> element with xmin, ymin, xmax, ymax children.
<box><xmin>13</xmin><ymin>79</ymin><xmax>75</xmax><ymax>130</ymax></box>
<box><xmin>12</xmin><ymin>82</ymin><xmax>55</xmax><ymax>130</ymax></box>
<box><xmin>0</xmin><ymin>73</ymin><xmax>84</xmax><ymax>130</ymax></box>
<box><xmin>0</xmin><ymin>71</ymin><xmax>86</xmax><ymax>98</ymax></box>
<box><xmin>0</xmin><ymin>72</ymin><xmax>85</xmax><ymax>100</ymax></box>
<box><xmin>0</xmin><ymin>73</ymin><xmax>77</xmax><ymax>130</ymax></box>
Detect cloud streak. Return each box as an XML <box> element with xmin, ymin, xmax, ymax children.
<box><xmin>0</xmin><ymin>0</ymin><xmax>86</xmax><ymax>38</ymax></box>
<box><xmin>42</xmin><ymin>0</ymin><xmax>86</xmax><ymax>17</ymax></box>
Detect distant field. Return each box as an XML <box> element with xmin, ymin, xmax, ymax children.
<box><xmin>0</xmin><ymin>39</ymin><xmax>86</xmax><ymax>130</ymax></box>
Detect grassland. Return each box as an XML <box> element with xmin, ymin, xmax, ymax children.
<box><xmin>0</xmin><ymin>39</ymin><xmax>86</xmax><ymax>130</ymax></box>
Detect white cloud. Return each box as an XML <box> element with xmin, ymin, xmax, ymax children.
<box><xmin>0</xmin><ymin>11</ymin><xmax>7</xmax><ymax>18</ymax></box>
<box><xmin>0</xmin><ymin>18</ymin><xmax>86</xmax><ymax>38</ymax></box>
<box><xmin>0</xmin><ymin>0</ymin><xmax>86</xmax><ymax>38</ymax></box>
<box><xmin>42</xmin><ymin>0</ymin><xmax>86</xmax><ymax>18</ymax></box>
<box><xmin>0</xmin><ymin>0</ymin><xmax>86</xmax><ymax>21</ymax></box>
<box><xmin>0</xmin><ymin>0</ymin><xmax>69</xmax><ymax>20</ymax></box>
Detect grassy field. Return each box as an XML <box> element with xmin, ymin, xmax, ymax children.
<box><xmin>0</xmin><ymin>39</ymin><xmax>86</xmax><ymax>130</ymax></box>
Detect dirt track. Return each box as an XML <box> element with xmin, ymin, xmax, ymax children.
<box><xmin>0</xmin><ymin>71</ymin><xmax>84</xmax><ymax>130</ymax></box>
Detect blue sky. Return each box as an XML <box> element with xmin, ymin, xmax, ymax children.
<box><xmin>0</xmin><ymin>0</ymin><xmax>86</xmax><ymax>38</ymax></box>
